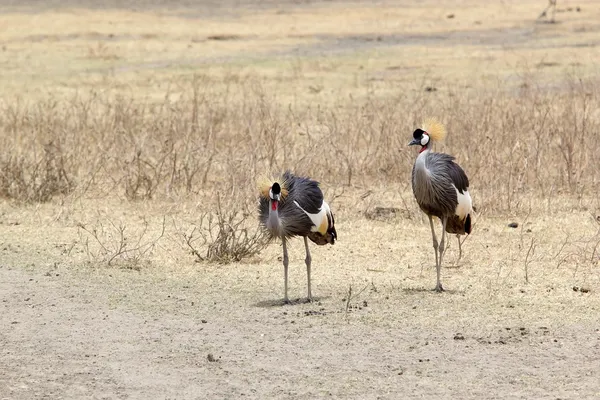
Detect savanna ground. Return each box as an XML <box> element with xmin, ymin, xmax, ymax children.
<box><xmin>1</xmin><ymin>0</ymin><xmax>600</xmax><ymax>398</ymax></box>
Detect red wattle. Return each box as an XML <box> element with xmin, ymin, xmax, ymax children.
<box><xmin>271</xmin><ymin>201</ymin><xmax>278</xmax><ymax>211</ymax></box>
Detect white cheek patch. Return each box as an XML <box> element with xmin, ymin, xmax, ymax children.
<box><xmin>421</xmin><ymin>134</ymin><xmax>430</xmax><ymax>146</ymax></box>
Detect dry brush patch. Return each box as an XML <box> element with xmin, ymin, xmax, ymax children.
<box><xmin>1</xmin><ymin>74</ymin><xmax>599</xmax><ymax>265</ymax></box>
<box><xmin>76</xmin><ymin>212</ymin><xmax>166</xmax><ymax>270</ymax></box>
<box><xmin>173</xmin><ymin>191</ymin><xmax>270</xmax><ymax>264</ymax></box>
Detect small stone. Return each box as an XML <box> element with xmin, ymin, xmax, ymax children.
<box><xmin>453</xmin><ymin>334</ymin><xmax>465</xmax><ymax>340</ymax></box>
<box><xmin>508</xmin><ymin>222</ymin><xmax>519</xmax><ymax>228</ymax></box>
<box><xmin>207</xmin><ymin>353</ymin><xmax>218</xmax><ymax>362</ymax></box>
<box><xmin>201</xmin><ymin>320</ymin><xmax>207</xmax><ymax>323</ymax></box>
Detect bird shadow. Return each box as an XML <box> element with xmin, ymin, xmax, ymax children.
<box><xmin>253</xmin><ymin>296</ymin><xmax>329</xmax><ymax>308</ymax></box>
<box><xmin>402</xmin><ymin>287</ymin><xmax>462</xmax><ymax>295</ymax></box>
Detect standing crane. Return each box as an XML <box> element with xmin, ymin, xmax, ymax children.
<box><xmin>258</xmin><ymin>171</ymin><xmax>337</xmax><ymax>303</ymax></box>
<box><xmin>408</xmin><ymin>118</ymin><xmax>473</xmax><ymax>292</ymax></box>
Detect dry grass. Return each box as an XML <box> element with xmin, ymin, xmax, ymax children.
<box><xmin>1</xmin><ymin>74</ymin><xmax>599</xmax><ymax>205</ymax></box>
<box><xmin>1</xmin><ymin>72</ymin><xmax>599</xmax><ymax>268</ymax></box>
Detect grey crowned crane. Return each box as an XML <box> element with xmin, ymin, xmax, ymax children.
<box><xmin>409</xmin><ymin>119</ymin><xmax>473</xmax><ymax>292</ymax></box>
<box><xmin>258</xmin><ymin>171</ymin><xmax>337</xmax><ymax>303</ymax></box>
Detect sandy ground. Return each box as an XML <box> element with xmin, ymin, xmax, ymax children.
<box><xmin>2</xmin><ymin>262</ymin><xmax>598</xmax><ymax>400</ymax></box>
<box><xmin>1</xmin><ymin>196</ymin><xmax>600</xmax><ymax>399</ymax></box>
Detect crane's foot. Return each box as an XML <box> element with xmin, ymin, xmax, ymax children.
<box><xmin>433</xmin><ymin>284</ymin><xmax>445</xmax><ymax>293</ymax></box>
<box><xmin>283</xmin><ymin>297</ymin><xmax>291</xmax><ymax>305</ymax></box>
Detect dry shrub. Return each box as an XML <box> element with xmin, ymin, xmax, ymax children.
<box><xmin>0</xmin><ymin>141</ymin><xmax>74</xmax><ymax>202</ymax></box>
<box><xmin>77</xmin><ymin>214</ymin><xmax>166</xmax><ymax>269</ymax></box>
<box><xmin>0</xmin><ymin>98</ymin><xmax>77</xmax><ymax>202</ymax></box>
<box><xmin>177</xmin><ymin>192</ymin><xmax>269</xmax><ymax>264</ymax></box>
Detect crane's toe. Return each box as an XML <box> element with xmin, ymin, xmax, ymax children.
<box><xmin>433</xmin><ymin>284</ymin><xmax>445</xmax><ymax>293</ymax></box>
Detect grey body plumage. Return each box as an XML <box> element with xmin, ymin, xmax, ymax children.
<box><xmin>258</xmin><ymin>171</ymin><xmax>337</xmax><ymax>302</ymax></box>
<box><xmin>409</xmin><ymin>125</ymin><xmax>473</xmax><ymax>291</ymax></box>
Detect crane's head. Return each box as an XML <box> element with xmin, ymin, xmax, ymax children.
<box><xmin>408</xmin><ymin>118</ymin><xmax>446</xmax><ymax>152</ymax></box>
<box><xmin>258</xmin><ymin>175</ymin><xmax>288</xmax><ymax>212</ymax></box>
<box><xmin>269</xmin><ymin>182</ymin><xmax>281</xmax><ymax>202</ymax></box>
<box><xmin>409</xmin><ymin>128</ymin><xmax>429</xmax><ymax>149</ymax></box>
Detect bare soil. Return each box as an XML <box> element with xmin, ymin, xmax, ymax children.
<box><xmin>1</xmin><ymin>197</ymin><xmax>600</xmax><ymax>399</ymax></box>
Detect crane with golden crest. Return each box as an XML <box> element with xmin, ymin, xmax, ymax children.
<box><xmin>409</xmin><ymin>118</ymin><xmax>474</xmax><ymax>292</ymax></box>
<box><xmin>258</xmin><ymin>171</ymin><xmax>337</xmax><ymax>303</ymax></box>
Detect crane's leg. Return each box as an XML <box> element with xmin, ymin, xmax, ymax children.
<box><xmin>428</xmin><ymin>215</ymin><xmax>439</xmax><ymax>286</ymax></box>
<box><xmin>435</xmin><ymin>217</ymin><xmax>448</xmax><ymax>292</ymax></box>
<box><xmin>282</xmin><ymin>238</ymin><xmax>290</xmax><ymax>303</ymax></box>
<box><xmin>304</xmin><ymin>236</ymin><xmax>312</xmax><ymax>301</ymax></box>
<box><xmin>456</xmin><ymin>234</ymin><xmax>463</xmax><ymax>264</ymax></box>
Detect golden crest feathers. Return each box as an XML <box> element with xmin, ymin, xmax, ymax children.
<box><xmin>257</xmin><ymin>175</ymin><xmax>288</xmax><ymax>199</ymax></box>
<box><xmin>422</xmin><ymin>118</ymin><xmax>447</xmax><ymax>142</ymax></box>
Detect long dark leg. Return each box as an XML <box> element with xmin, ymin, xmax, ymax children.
<box><xmin>282</xmin><ymin>238</ymin><xmax>290</xmax><ymax>303</ymax></box>
<box><xmin>428</xmin><ymin>215</ymin><xmax>440</xmax><ymax>291</ymax></box>
<box><xmin>304</xmin><ymin>236</ymin><xmax>312</xmax><ymax>301</ymax></box>
<box><xmin>456</xmin><ymin>234</ymin><xmax>463</xmax><ymax>264</ymax></box>
<box><xmin>428</xmin><ymin>215</ymin><xmax>439</xmax><ymax>269</ymax></box>
<box><xmin>435</xmin><ymin>217</ymin><xmax>448</xmax><ymax>292</ymax></box>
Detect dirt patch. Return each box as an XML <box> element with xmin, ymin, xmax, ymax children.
<box><xmin>1</xmin><ymin>199</ymin><xmax>600</xmax><ymax>398</ymax></box>
<box><xmin>2</xmin><ymin>259</ymin><xmax>599</xmax><ymax>399</ymax></box>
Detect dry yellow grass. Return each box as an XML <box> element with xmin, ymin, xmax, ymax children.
<box><xmin>1</xmin><ymin>0</ymin><xmax>600</xmax><ymax>398</ymax></box>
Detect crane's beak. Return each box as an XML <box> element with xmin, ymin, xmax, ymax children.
<box><xmin>408</xmin><ymin>138</ymin><xmax>420</xmax><ymax>146</ymax></box>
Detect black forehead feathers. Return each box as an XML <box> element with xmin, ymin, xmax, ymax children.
<box><xmin>271</xmin><ymin>182</ymin><xmax>281</xmax><ymax>194</ymax></box>
<box><xmin>413</xmin><ymin>128</ymin><xmax>425</xmax><ymax>139</ymax></box>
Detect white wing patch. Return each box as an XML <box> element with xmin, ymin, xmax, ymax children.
<box><xmin>294</xmin><ymin>200</ymin><xmax>328</xmax><ymax>232</ymax></box>
<box><xmin>454</xmin><ymin>186</ymin><xmax>472</xmax><ymax>219</ymax></box>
